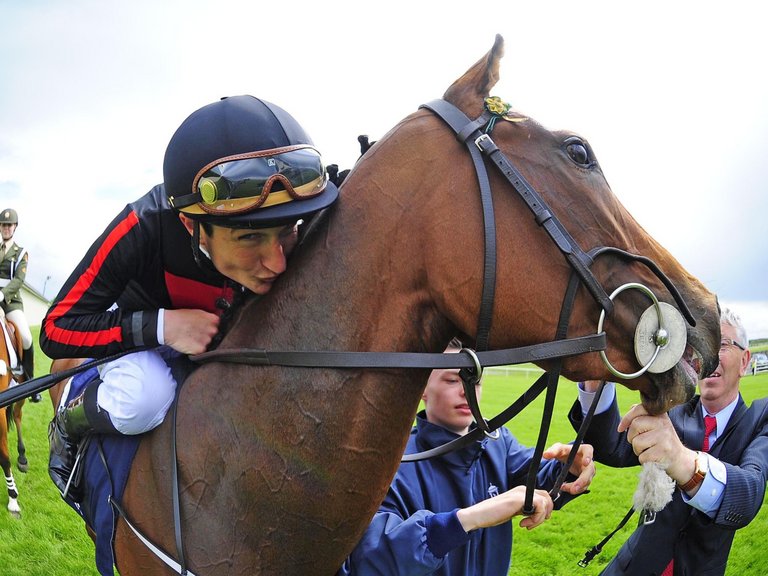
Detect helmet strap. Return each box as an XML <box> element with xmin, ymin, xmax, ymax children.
<box><xmin>189</xmin><ymin>220</ymin><xmax>225</xmax><ymax>279</ymax></box>
<box><xmin>191</xmin><ymin>220</ymin><xmax>206</xmax><ymax>270</ymax></box>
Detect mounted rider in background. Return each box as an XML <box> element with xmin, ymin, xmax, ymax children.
<box><xmin>0</xmin><ymin>207</ymin><xmax>38</xmax><ymax>401</ymax></box>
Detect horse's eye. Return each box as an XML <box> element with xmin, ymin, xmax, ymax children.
<box><xmin>564</xmin><ymin>138</ymin><xmax>594</xmax><ymax>168</ymax></box>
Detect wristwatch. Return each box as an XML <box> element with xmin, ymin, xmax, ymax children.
<box><xmin>678</xmin><ymin>451</ymin><xmax>708</xmax><ymax>492</ymax></box>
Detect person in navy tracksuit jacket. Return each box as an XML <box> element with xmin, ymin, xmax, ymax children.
<box><xmin>339</xmin><ymin>338</ymin><xmax>596</xmax><ymax>576</ymax></box>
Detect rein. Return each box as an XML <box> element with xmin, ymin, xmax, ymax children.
<box><xmin>189</xmin><ymin>334</ymin><xmax>605</xmax><ymax>369</ymax></box>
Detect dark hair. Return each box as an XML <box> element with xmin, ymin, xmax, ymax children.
<box><xmin>199</xmin><ymin>219</ymin><xmax>301</xmax><ymax>238</ymax></box>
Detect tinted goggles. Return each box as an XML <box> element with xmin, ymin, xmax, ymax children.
<box><xmin>170</xmin><ymin>145</ymin><xmax>328</xmax><ymax>216</ymax></box>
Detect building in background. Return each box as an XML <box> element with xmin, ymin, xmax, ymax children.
<box><xmin>17</xmin><ymin>282</ymin><xmax>48</xmax><ymax>326</ymax></box>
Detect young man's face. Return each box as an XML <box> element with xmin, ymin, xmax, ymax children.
<box><xmin>181</xmin><ymin>215</ymin><xmax>299</xmax><ymax>295</ymax></box>
<box><xmin>422</xmin><ymin>363</ymin><xmax>481</xmax><ymax>435</ymax></box>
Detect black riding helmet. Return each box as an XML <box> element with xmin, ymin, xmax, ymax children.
<box><xmin>163</xmin><ymin>95</ymin><xmax>338</xmax><ymax>228</ymax></box>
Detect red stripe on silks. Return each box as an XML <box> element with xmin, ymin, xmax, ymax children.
<box><xmin>43</xmin><ymin>211</ymin><xmax>140</xmax><ymax>348</ymax></box>
<box><xmin>164</xmin><ymin>271</ymin><xmax>232</xmax><ymax>314</ymax></box>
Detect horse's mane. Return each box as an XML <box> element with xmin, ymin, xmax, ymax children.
<box><xmin>292</xmin><ymin>132</ymin><xmax>375</xmax><ymax>257</ymax></box>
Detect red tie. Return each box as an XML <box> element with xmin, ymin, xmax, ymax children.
<box><xmin>662</xmin><ymin>414</ymin><xmax>717</xmax><ymax>576</ymax></box>
<box><xmin>702</xmin><ymin>415</ymin><xmax>717</xmax><ymax>452</ymax></box>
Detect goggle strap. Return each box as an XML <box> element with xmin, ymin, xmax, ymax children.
<box><xmin>168</xmin><ymin>193</ymin><xmax>200</xmax><ymax>209</ymax></box>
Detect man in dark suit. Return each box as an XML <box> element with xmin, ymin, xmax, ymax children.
<box><xmin>570</xmin><ymin>307</ymin><xmax>768</xmax><ymax>575</ymax></box>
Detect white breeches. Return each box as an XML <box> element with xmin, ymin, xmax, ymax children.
<box><xmin>5</xmin><ymin>310</ymin><xmax>32</xmax><ymax>349</ymax></box>
<box><xmin>96</xmin><ymin>349</ymin><xmax>177</xmax><ymax>435</ymax></box>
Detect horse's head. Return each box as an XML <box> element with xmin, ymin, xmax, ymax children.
<box><xmin>119</xmin><ymin>36</ymin><xmax>721</xmax><ymax>575</ymax></box>
<box><xmin>424</xmin><ymin>34</ymin><xmax>720</xmax><ymax>414</ymax></box>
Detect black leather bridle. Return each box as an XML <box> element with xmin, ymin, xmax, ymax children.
<box><xmin>406</xmin><ymin>99</ymin><xmax>695</xmax><ymax>511</ymax></box>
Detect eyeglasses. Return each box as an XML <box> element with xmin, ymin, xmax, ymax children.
<box><xmin>719</xmin><ymin>338</ymin><xmax>746</xmax><ymax>352</ymax></box>
<box><xmin>170</xmin><ymin>145</ymin><xmax>328</xmax><ymax>216</ymax></box>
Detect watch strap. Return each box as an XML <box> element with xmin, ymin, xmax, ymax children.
<box><xmin>678</xmin><ymin>451</ymin><xmax>706</xmax><ymax>492</ymax></box>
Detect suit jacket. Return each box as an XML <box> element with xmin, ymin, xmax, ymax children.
<box><xmin>569</xmin><ymin>393</ymin><xmax>768</xmax><ymax>576</ymax></box>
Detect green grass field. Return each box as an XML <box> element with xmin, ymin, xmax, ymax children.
<box><xmin>0</xmin><ymin>330</ymin><xmax>99</xmax><ymax>576</ymax></box>
<box><xmin>1</xmin><ymin>335</ymin><xmax>766</xmax><ymax>575</ymax></box>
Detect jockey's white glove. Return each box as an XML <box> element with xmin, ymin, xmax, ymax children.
<box><xmin>0</xmin><ymin>292</ymin><xmax>4</xmax><ymax>303</ymax></box>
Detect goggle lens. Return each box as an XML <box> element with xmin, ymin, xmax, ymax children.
<box><xmin>171</xmin><ymin>145</ymin><xmax>328</xmax><ymax>215</ymax></box>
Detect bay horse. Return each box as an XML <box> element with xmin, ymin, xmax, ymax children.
<box><xmin>64</xmin><ymin>36</ymin><xmax>719</xmax><ymax>574</ymax></box>
<box><xmin>0</xmin><ymin>309</ymin><xmax>29</xmax><ymax>517</ymax></box>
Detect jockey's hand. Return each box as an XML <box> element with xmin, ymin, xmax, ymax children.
<box><xmin>542</xmin><ymin>442</ymin><xmax>595</xmax><ymax>495</ymax></box>
<box><xmin>0</xmin><ymin>292</ymin><xmax>4</xmax><ymax>302</ymax></box>
<box><xmin>163</xmin><ymin>309</ymin><xmax>220</xmax><ymax>355</ymax></box>
<box><xmin>456</xmin><ymin>485</ymin><xmax>553</xmax><ymax>532</ymax></box>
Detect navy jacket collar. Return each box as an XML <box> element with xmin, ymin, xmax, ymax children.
<box><xmin>414</xmin><ymin>411</ymin><xmax>487</xmax><ymax>469</ymax></box>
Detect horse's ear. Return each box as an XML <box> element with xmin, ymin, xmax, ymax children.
<box><xmin>442</xmin><ymin>34</ymin><xmax>504</xmax><ymax>111</ymax></box>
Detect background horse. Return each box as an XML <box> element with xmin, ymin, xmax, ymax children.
<box><xmin>0</xmin><ymin>309</ymin><xmax>28</xmax><ymax>517</ymax></box>
<box><xmin>83</xmin><ymin>36</ymin><xmax>719</xmax><ymax>574</ymax></box>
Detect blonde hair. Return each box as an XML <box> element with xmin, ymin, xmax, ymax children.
<box><xmin>446</xmin><ymin>337</ymin><xmax>463</xmax><ymax>352</ymax></box>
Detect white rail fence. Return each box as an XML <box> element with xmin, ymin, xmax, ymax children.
<box><xmin>484</xmin><ymin>365</ymin><xmax>545</xmax><ymax>378</ymax></box>
<box><xmin>749</xmin><ymin>356</ymin><xmax>768</xmax><ymax>376</ymax></box>
<box><xmin>486</xmin><ymin>359</ymin><xmax>768</xmax><ymax>377</ymax></box>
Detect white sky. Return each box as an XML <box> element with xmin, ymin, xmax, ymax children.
<box><xmin>2</xmin><ymin>0</ymin><xmax>767</xmax><ymax>338</ymax></box>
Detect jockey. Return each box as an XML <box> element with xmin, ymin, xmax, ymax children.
<box><xmin>41</xmin><ymin>95</ymin><xmax>340</xmax><ymax>498</ymax></box>
<box><xmin>0</xmin><ymin>208</ymin><xmax>38</xmax><ymax>400</ymax></box>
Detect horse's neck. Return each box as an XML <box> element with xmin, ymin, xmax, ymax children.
<box><xmin>229</xmin><ymin>205</ymin><xmax>452</xmax><ymax>355</ymax></box>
